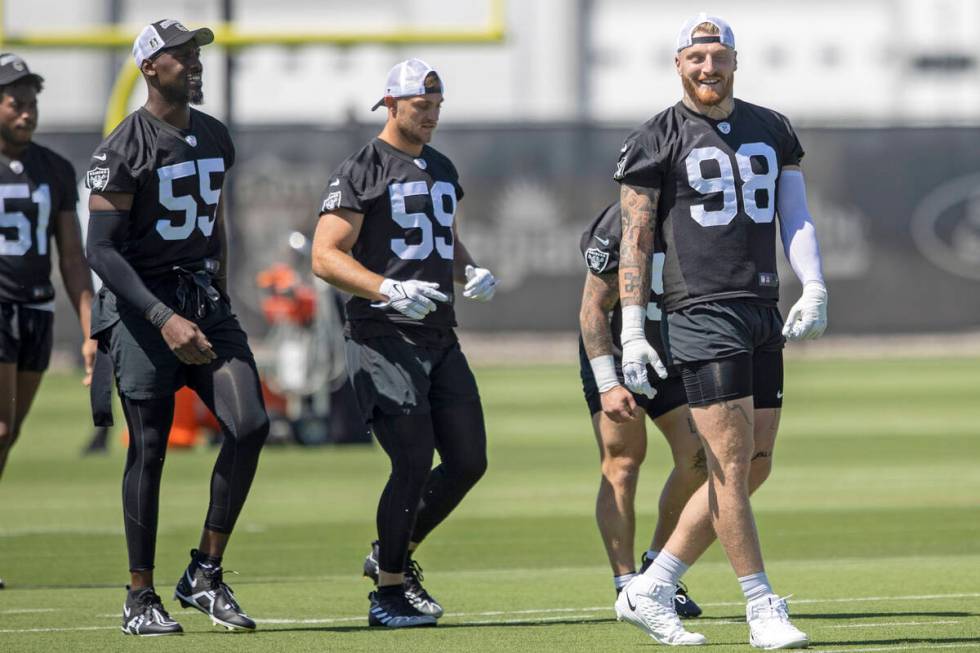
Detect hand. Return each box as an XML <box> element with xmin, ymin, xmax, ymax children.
<box><xmin>782</xmin><ymin>281</ymin><xmax>828</xmax><ymax>341</ymax></box>
<box><xmin>160</xmin><ymin>313</ymin><xmax>216</xmax><ymax>365</ymax></box>
<box><xmin>374</xmin><ymin>278</ymin><xmax>449</xmax><ymax>319</ymax></box>
<box><xmin>81</xmin><ymin>338</ymin><xmax>98</xmax><ymax>386</ymax></box>
<box><xmin>463</xmin><ymin>265</ymin><xmax>497</xmax><ymax>302</ymax></box>
<box><xmin>599</xmin><ymin>385</ymin><xmax>638</xmax><ymax>423</ymax></box>
<box><xmin>620</xmin><ymin>339</ymin><xmax>665</xmax><ymax>399</ymax></box>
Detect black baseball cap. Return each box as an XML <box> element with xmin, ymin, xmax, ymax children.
<box><xmin>0</xmin><ymin>53</ymin><xmax>43</xmax><ymax>87</ymax></box>
<box><xmin>133</xmin><ymin>19</ymin><xmax>214</xmax><ymax>67</ymax></box>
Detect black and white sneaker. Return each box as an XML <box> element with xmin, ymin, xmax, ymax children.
<box><xmin>121</xmin><ymin>586</ymin><xmax>183</xmax><ymax>636</ymax></box>
<box><xmin>362</xmin><ymin>541</ymin><xmax>444</xmax><ymax>618</ymax></box>
<box><xmin>368</xmin><ymin>589</ymin><xmax>437</xmax><ymax>628</ymax></box>
<box><xmin>174</xmin><ymin>550</ymin><xmax>256</xmax><ymax>631</ymax></box>
<box><xmin>639</xmin><ymin>552</ymin><xmax>703</xmax><ymax>618</ymax></box>
<box><xmin>403</xmin><ymin>559</ymin><xmax>444</xmax><ymax>618</ymax></box>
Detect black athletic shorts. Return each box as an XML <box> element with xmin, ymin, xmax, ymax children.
<box><xmin>91</xmin><ymin>284</ymin><xmax>255</xmax><ymax>401</ymax></box>
<box><xmin>663</xmin><ymin>300</ymin><xmax>784</xmax><ymax>409</ymax></box>
<box><xmin>0</xmin><ymin>303</ymin><xmax>54</xmax><ymax>372</ymax></box>
<box><xmin>578</xmin><ymin>337</ymin><xmax>687</xmax><ymax>420</ymax></box>
<box><xmin>345</xmin><ymin>335</ymin><xmax>481</xmax><ymax>423</ymax></box>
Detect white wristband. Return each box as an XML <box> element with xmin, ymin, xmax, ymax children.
<box><xmin>620</xmin><ymin>305</ymin><xmax>646</xmax><ymax>343</ymax></box>
<box><xmin>589</xmin><ymin>355</ymin><xmax>621</xmax><ymax>393</ymax></box>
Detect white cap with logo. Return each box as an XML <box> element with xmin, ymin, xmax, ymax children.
<box><xmin>370</xmin><ymin>58</ymin><xmax>445</xmax><ymax>111</ymax></box>
<box><xmin>132</xmin><ymin>19</ymin><xmax>215</xmax><ymax>68</ymax></box>
<box><xmin>676</xmin><ymin>13</ymin><xmax>735</xmax><ymax>52</ymax></box>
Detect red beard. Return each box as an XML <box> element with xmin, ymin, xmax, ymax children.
<box><xmin>682</xmin><ymin>74</ymin><xmax>732</xmax><ymax>106</ymax></box>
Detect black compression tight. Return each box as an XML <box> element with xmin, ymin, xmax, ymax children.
<box><xmin>122</xmin><ymin>357</ymin><xmax>269</xmax><ymax>571</ymax></box>
<box><xmin>372</xmin><ymin>401</ymin><xmax>487</xmax><ymax>574</ymax></box>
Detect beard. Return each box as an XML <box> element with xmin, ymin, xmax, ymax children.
<box><xmin>682</xmin><ymin>73</ymin><xmax>733</xmax><ymax>106</ymax></box>
<box><xmin>189</xmin><ymin>88</ymin><xmax>204</xmax><ymax>105</ymax></box>
<box><xmin>396</xmin><ymin>121</ymin><xmax>431</xmax><ymax>146</ymax></box>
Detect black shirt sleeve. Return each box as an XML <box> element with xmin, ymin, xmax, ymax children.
<box><xmin>579</xmin><ymin>202</ymin><xmax>622</xmax><ymax>276</ymax></box>
<box><xmin>613</xmin><ymin>127</ymin><xmax>668</xmax><ymax>189</ymax></box>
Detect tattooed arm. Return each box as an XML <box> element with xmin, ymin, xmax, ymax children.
<box><xmin>618</xmin><ymin>183</ymin><xmax>660</xmax><ymax>308</ymax></box>
<box><xmin>617</xmin><ymin>184</ymin><xmax>667</xmax><ymax>397</ymax></box>
<box><xmin>579</xmin><ymin>271</ymin><xmax>619</xmax><ymax>360</ymax></box>
<box><xmin>579</xmin><ymin>271</ymin><xmax>638</xmax><ymax>422</ymax></box>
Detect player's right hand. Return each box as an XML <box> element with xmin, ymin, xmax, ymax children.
<box><xmin>620</xmin><ymin>339</ymin><xmax>666</xmax><ymax>399</ymax></box>
<box><xmin>160</xmin><ymin>313</ymin><xmax>216</xmax><ymax>365</ymax></box>
<box><xmin>599</xmin><ymin>385</ymin><xmax>638</xmax><ymax>423</ymax></box>
<box><xmin>374</xmin><ymin>278</ymin><xmax>449</xmax><ymax>320</ymax></box>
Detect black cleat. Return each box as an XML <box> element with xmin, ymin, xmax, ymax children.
<box><xmin>403</xmin><ymin>559</ymin><xmax>444</xmax><ymax>618</ymax></box>
<box><xmin>121</xmin><ymin>586</ymin><xmax>183</xmax><ymax>636</ymax></box>
<box><xmin>639</xmin><ymin>553</ymin><xmax>703</xmax><ymax>618</ymax></box>
<box><xmin>362</xmin><ymin>540</ymin><xmax>444</xmax><ymax>618</ymax></box>
<box><xmin>368</xmin><ymin>590</ymin><xmax>437</xmax><ymax>628</ymax></box>
<box><xmin>174</xmin><ymin>550</ymin><xmax>256</xmax><ymax>631</ymax></box>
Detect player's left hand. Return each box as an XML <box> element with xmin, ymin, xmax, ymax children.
<box><xmin>81</xmin><ymin>338</ymin><xmax>98</xmax><ymax>386</ymax></box>
<box><xmin>621</xmin><ymin>339</ymin><xmax>665</xmax><ymax>399</ymax></box>
<box><xmin>463</xmin><ymin>265</ymin><xmax>497</xmax><ymax>302</ymax></box>
<box><xmin>782</xmin><ymin>281</ymin><xmax>828</xmax><ymax>341</ymax></box>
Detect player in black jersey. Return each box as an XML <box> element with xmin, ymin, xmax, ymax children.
<box><xmin>312</xmin><ymin>58</ymin><xmax>496</xmax><ymax>628</ymax></box>
<box><xmin>84</xmin><ymin>20</ymin><xmax>268</xmax><ymax>636</ymax></box>
<box><xmin>578</xmin><ymin>201</ymin><xmax>705</xmax><ymax>617</ymax></box>
<box><xmin>612</xmin><ymin>14</ymin><xmax>826</xmax><ymax>649</ymax></box>
<box><xmin>0</xmin><ymin>53</ymin><xmax>96</xmax><ymax>588</ymax></box>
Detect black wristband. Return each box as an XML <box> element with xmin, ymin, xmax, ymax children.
<box><xmin>145</xmin><ymin>302</ymin><xmax>175</xmax><ymax>329</ymax></box>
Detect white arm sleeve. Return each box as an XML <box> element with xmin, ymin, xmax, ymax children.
<box><xmin>777</xmin><ymin>170</ymin><xmax>825</xmax><ymax>286</ymax></box>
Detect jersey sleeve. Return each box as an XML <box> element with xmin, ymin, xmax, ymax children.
<box><xmin>55</xmin><ymin>155</ymin><xmax>79</xmax><ymax>212</ymax></box>
<box><xmin>317</xmin><ymin>170</ymin><xmax>365</xmax><ymax>215</ymax></box>
<box><xmin>613</xmin><ymin>127</ymin><xmax>668</xmax><ymax>189</ymax></box>
<box><xmin>777</xmin><ymin>113</ymin><xmax>805</xmax><ymax>167</ymax></box>
<box><xmin>579</xmin><ymin>203</ymin><xmax>622</xmax><ymax>276</ymax></box>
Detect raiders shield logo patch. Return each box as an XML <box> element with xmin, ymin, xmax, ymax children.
<box><xmin>585</xmin><ymin>247</ymin><xmax>610</xmax><ymax>273</ymax></box>
<box><xmin>322</xmin><ymin>191</ymin><xmax>342</xmax><ymax>212</ymax></box>
<box><xmin>86</xmin><ymin>167</ymin><xmax>110</xmax><ymax>191</ymax></box>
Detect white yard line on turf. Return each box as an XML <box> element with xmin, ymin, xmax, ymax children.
<box><xmin>0</xmin><ymin>626</ymin><xmax>117</xmax><ymax>634</ymax></box>
<box><xmin>828</xmin><ymin>620</ymin><xmax>962</xmax><ymax>629</ymax></box>
<box><xmin>810</xmin><ymin>645</ymin><xmax>980</xmax><ymax>653</ymax></box>
<box><xmin>0</xmin><ymin>608</ymin><xmax>59</xmax><ymax>614</ymax></box>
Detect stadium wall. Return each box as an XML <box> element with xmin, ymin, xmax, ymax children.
<box><xmin>40</xmin><ymin>122</ymin><xmax>980</xmax><ymax>356</ymax></box>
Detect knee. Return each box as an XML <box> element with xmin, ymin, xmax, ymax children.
<box><xmin>601</xmin><ymin>455</ymin><xmax>641</xmax><ymax>492</ymax></box>
<box><xmin>451</xmin><ymin>452</ymin><xmax>487</xmax><ymax>488</ymax></box>
<box><xmin>234</xmin><ymin>409</ymin><xmax>270</xmax><ymax>448</ymax></box>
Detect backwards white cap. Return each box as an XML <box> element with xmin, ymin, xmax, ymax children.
<box><xmin>676</xmin><ymin>13</ymin><xmax>735</xmax><ymax>52</ymax></box>
<box><xmin>370</xmin><ymin>58</ymin><xmax>445</xmax><ymax>111</ymax></box>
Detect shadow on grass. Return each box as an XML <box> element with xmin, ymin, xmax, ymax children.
<box><xmin>820</xmin><ymin>637</ymin><xmax>980</xmax><ymax>648</ymax></box>
<box><xmin>256</xmin><ymin>615</ymin><xmax>616</xmax><ymax>635</ymax></box>
<box><xmin>798</xmin><ymin>610</ymin><xmax>977</xmax><ymax>620</ymax></box>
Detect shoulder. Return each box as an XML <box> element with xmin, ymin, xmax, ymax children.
<box><xmin>28</xmin><ymin>141</ymin><xmax>75</xmax><ymax>173</ymax></box>
<box><xmin>191</xmin><ymin>109</ymin><xmax>230</xmax><ymax>137</ymax></box>
<box><xmin>736</xmin><ymin>99</ymin><xmax>797</xmax><ymax>134</ymax></box>
<box><xmin>421</xmin><ymin>145</ymin><xmax>458</xmax><ymax>176</ymax></box>
<box><xmin>627</xmin><ymin>104</ymin><xmax>686</xmax><ymax>146</ymax></box>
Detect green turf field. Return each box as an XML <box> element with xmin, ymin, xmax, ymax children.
<box><xmin>1</xmin><ymin>358</ymin><xmax>978</xmax><ymax>652</ymax></box>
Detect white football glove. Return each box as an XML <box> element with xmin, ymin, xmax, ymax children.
<box><xmin>619</xmin><ymin>305</ymin><xmax>668</xmax><ymax>399</ymax></box>
<box><xmin>463</xmin><ymin>265</ymin><xmax>497</xmax><ymax>302</ymax></box>
<box><xmin>782</xmin><ymin>281</ymin><xmax>828</xmax><ymax>341</ymax></box>
<box><xmin>373</xmin><ymin>278</ymin><xmax>448</xmax><ymax>320</ymax></box>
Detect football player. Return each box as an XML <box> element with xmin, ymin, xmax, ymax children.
<box><xmin>0</xmin><ymin>53</ymin><xmax>96</xmax><ymax>589</ymax></box>
<box><xmin>84</xmin><ymin>20</ymin><xmax>269</xmax><ymax>636</ymax></box>
<box><xmin>312</xmin><ymin>58</ymin><xmax>496</xmax><ymax>628</ymax></box>
<box><xmin>578</xmin><ymin>201</ymin><xmax>705</xmax><ymax>617</ymax></box>
<box><xmin>613</xmin><ymin>14</ymin><xmax>827</xmax><ymax>649</ymax></box>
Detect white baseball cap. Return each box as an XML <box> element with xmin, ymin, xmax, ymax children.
<box><xmin>370</xmin><ymin>58</ymin><xmax>445</xmax><ymax>111</ymax></box>
<box><xmin>133</xmin><ymin>19</ymin><xmax>214</xmax><ymax>68</ymax></box>
<box><xmin>676</xmin><ymin>13</ymin><xmax>735</xmax><ymax>52</ymax></box>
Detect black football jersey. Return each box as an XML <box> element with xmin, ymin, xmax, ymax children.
<box><xmin>0</xmin><ymin>143</ymin><xmax>78</xmax><ymax>303</ymax></box>
<box><xmin>579</xmin><ymin>202</ymin><xmax>667</xmax><ymax>361</ymax></box>
<box><xmin>614</xmin><ymin>99</ymin><xmax>804</xmax><ymax>312</ymax></box>
<box><xmin>85</xmin><ymin>107</ymin><xmax>234</xmax><ymax>279</ymax></box>
<box><xmin>319</xmin><ymin>138</ymin><xmax>463</xmax><ymax>333</ymax></box>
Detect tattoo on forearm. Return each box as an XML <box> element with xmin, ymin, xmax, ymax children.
<box><xmin>580</xmin><ymin>273</ymin><xmax>617</xmax><ymax>358</ymax></box>
<box><xmin>719</xmin><ymin>401</ymin><xmax>752</xmax><ymax>426</ymax></box>
<box><xmin>619</xmin><ymin>184</ymin><xmax>659</xmax><ymax>306</ymax></box>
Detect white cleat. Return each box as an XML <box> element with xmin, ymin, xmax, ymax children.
<box><xmin>747</xmin><ymin>594</ymin><xmax>809</xmax><ymax>649</ymax></box>
<box><xmin>615</xmin><ymin>576</ymin><xmax>707</xmax><ymax>646</ymax></box>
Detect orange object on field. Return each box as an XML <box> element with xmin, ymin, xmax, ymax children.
<box><xmin>119</xmin><ymin>387</ymin><xmax>220</xmax><ymax>449</ymax></box>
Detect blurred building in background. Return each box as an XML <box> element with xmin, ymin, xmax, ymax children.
<box><xmin>8</xmin><ymin>0</ymin><xmax>980</xmax><ymax>347</ymax></box>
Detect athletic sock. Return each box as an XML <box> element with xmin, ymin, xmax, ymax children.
<box><xmin>613</xmin><ymin>572</ymin><xmax>637</xmax><ymax>592</ymax></box>
<box><xmin>642</xmin><ymin>549</ymin><xmax>689</xmax><ymax>587</ymax></box>
<box><xmin>646</xmin><ymin>549</ymin><xmax>660</xmax><ymax>560</ymax></box>
<box><xmin>377</xmin><ymin>584</ymin><xmax>403</xmax><ymax>596</ymax></box>
<box><xmin>738</xmin><ymin>571</ymin><xmax>772</xmax><ymax>602</ymax></box>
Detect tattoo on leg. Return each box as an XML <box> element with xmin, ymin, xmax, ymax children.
<box><xmin>751</xmin><ymin>450</ymin><xmax>771</xmax><ymax>461</ymax></box>
<box><xmin>686</xmin><ymin>416</ymin><xmax>698</xmax><ymax>436</ymax></box>
<box><xmin>692</xmin><ymin>447</ymin><xmax>707</xmax><ymax>472</ymax></box>
<box><xmin>719</xmin><ymin>401</ymin><xmax>751</xmax><ymax>426</ymax></box>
